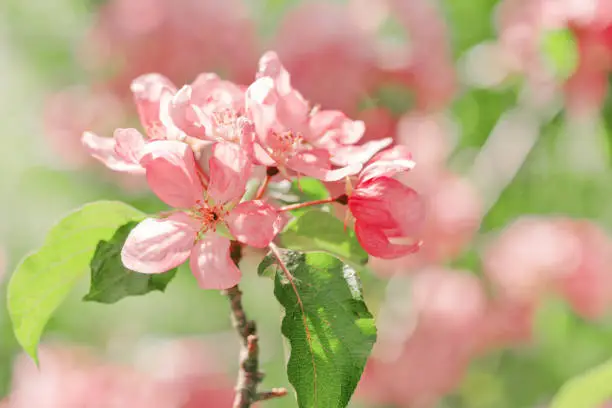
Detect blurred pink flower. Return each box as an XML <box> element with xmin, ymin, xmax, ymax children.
<box><xmin>273</xmin><ymin>2</ymin><xmax>377</xmax><ymax>114</ymax></box>
<box><xmin>483</xmin><ymin>217</ymin><xmax>580</xmax><ymax>303</ymax></box>
<box><xmin>5</xmin><ymin>345</ymin><xmax>178</xmax><ymax>408</ymax></box>
<box><xmin>373</xmin><ymin>0</ymin><xmax>457</xmax><ymax>112</ymax></box>
<box><xmin>359</xmin><ymin>268</ymin><xmax>486</xmax><ymax>407</ymax></box>
<box><xmin>43</xmin><ymin>86</ymin><xmax>127</xmax><ymax>167</ymax></box>
<box><xmin>81</xmin><ymin>0</ymin><xmax>259</xmax><ymax>100</ymax></box>
<box><xmin>473</xmin><ymin>300</ymin><xmax>536</xmax><ymax>354</ymax></box>
<box><xmin>555</xmin><ymin>219</ymin><xmax>612</xmax><ymax>319</ymax></box>
<box><xmin>3</xmin><ymin>341</ymin><xmax>233</xmax><ymax>408</ymax></box>
<box><xmin>483</xmin><ymin>216</ymin><xmax>612</xmax><ymax>320</ymax></box>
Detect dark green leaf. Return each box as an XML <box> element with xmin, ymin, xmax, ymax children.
<box><xmin>280</xmin><ymin>210</ymin><xmax>368</xmax><ymax>265</ymax></box>
<box><xmin>83</xmin><ymin>221</ymin><xmax>177</xmax><ymax>304</ymax></box>
<box><xmin>259</xmin><ymin>249</ymin><xmax>376</xmax><ymax>408</ymax></box>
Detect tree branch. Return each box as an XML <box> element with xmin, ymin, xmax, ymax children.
<box><xmin>223</xmin><ymin>242</ymin><xmax>287</xmax><ymax>408</ymax></box>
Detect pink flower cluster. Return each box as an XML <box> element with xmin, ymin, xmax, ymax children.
<box><xmin>0</xmin><ymin>340</ymin><xmax>234</xmax><ymax>408</ymax></box>
<box><xmin>82</xmin><ymin>52</ymin><xmax>425</xmax><ymax>289</ymax></box>
<box><xmin>44</xmin><ymin>0</ymin><xmax>457</xmax><ymax>174</ymax></box>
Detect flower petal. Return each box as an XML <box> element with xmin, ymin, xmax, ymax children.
<box><xmin>114</xmin><ymin>128</ymin><xmax>146</xmax><ymax>164</ymax></box>
<box><xmin>189</xmin><ymin>235</ymin><xmax>241</xmax><ymax>290</ymax></box>
<box><xmin>359</xmin><ymin>144</ymin><xmax>415</xmax><ymax>181</ymax></box>
<box><xmin>168</xmin><ymin>85</ymin><xmax>206</xmax><ymax>139</ymax></box>
<box><xmin>122</xmin><ymin>213</ymin><xmax>198</xmax><ymax>274</ymax></box>
<box><xmin>82</xmin><ymin>131</ymin><xmax>145</xmax><ymax>174</ymax></box>
<box><xmin>226</xmin><ymin>200</ymin><xmax>282</xmax><ymax>248</ymax></box>
<box><xmin>140</xmin><ymin>140</ymin><xmax>203</xmax><ymax>208</ymax></box>
<box><xmin>131</xmin><ymin>73</ymin><xmax>177</xmax><ymax>133</ymax></box>
<box><xmin>288</xmin><ymin>151</ymin><xmax>362</xmax><ymax>181</ymax></box>
<box><xmin>309</xmin><ymin>110</ymin><xmax>365</xmax><ymax>146</ymax></box>
<box><xmin>257</xmin><ymin>51</ymin><xmax>293</xmax><ymax>94</ymax></box>
<box><xmin>190</xmin><ymin>72</ymin><xmax>245</xmax><ymax>113</ymax></box>
<box><xmin>350</xmin><ymin>177</ymin><xmax>424</xmax><ymax>233</ymax></box>
<box><xmin>208</xmin><ymin>143</ymin><xmax>252</xmax><ymax>204</ymax></box>
<box><xmin>330</xmin><ymin>138</ymin><xmax>393</xmax><ymax>167</ymax></box>
<box><xmin>355</xmin><ymin>221</ymin><xmax>421</xmax><ymax>259</ymax></box>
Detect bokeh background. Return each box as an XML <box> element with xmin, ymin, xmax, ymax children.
<box><xmin>2</xmin><ymin>0</ymin><xmax>612</xmax><ymax>406</ymax></box>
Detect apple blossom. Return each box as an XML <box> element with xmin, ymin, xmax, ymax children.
<box><xmin>121</xmin><ymin>140</ymin><xmax>282</xmax><ymax>289</ymax></box>
<box><xmin>245</xmin><ymin>52</ymin><xmax>388</xmax><ymax>181</ymax></box>
<box><xmin>346</xmin><ymin>146</ymin><xmax>425</xmax><ymax>259</ymax></box>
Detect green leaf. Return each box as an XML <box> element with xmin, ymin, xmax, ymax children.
<box><xmin>83</xmin><ymin>221</ymin><xmax>177</xmax><ymax>304</ymax></box>
<box><xmin>280</xmin><ymin>210</ymin><xmax>368</xmax><ymax>265</ymax></box>
<box><xmin>7</xmin><ymin>201</ymin><xmax>145</xmax><ymax>362</ymax></box>
<box><xmin>550</xmin><ymin>358</ymin><xmax>612</xmax><ymax>408</ymax></box>
<box><xmin>259</xmin><ymin>249</ymin><xmax>377</xmax><ymax>408</ymax></box>
<box><xmin>269</xmin><ymin>178</ymin><xmax>331</xmax><ymax>216</ymax></box>
<box><xmin>541</xmin><ymin>28</ymin><xmax>579</xmax><ymax>80</ymax></box>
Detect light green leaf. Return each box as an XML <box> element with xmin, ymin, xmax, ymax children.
<box><xmin>280</xmin><ymin>210</ymin><xmax>368</xmax><ymax>265</ymax></box>
<box><xmin>269</xmin><ymin>178</ymin><xmax>332</xmax><ymax>216</ymax></box>
<box><xmin>541</xmin><ymin>28</ymin><xmax>579</xmax><ymax>80</ymax></box>
<box><xmin>259</xmin><ymin>249</ymin><xmax>376</xmax><ymax>408</ymax></box>
<box><xmin>83</xmin><ymin>221</ymin><xmax>177</xmax><ymax>304</ymax></box>
<box><xmin>550</xmin><ymin>358</ymin><xmax>612</xmax><ymax>408</ymax></box>
<box><xmin>7</xmin><ymin>201</ymin><xmax>144</xmax><ymax>362</ymax></box>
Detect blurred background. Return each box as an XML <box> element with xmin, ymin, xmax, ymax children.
<box><xmin>2</xmin><ymin>0</ymin><xmax>612</xmax><ymax>406</ymax></box>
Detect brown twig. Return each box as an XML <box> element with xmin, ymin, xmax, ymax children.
<box><xmin>223</xmin><ymin>242</ymin><xmax>287</xmax><ymax>408</ymax></box>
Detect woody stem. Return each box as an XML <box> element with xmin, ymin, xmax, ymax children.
<box><xmin>223</xmin><ymin>242</ymin><xmax>287</xmax><ymax>408</ymax></box>
<box><xmin>278</xmin><ymin>194</ymin><xmax>348</xmax><ymax>212</ymax></box>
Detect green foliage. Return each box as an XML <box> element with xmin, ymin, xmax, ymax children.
<box><xmin>259</xmin><ymin>249</ymin><xmax>376</xmax><ymax>408</ymax></box>
<box><xmin>6</xmin><ymin>201</ymin><xmax>144</xmax><ymax>362</ymax></box>
<box><xmin>541</xmin><ymin>28</ymin><xmax>579</xmax><ymax>81</ymax></box>
<box><xmin>550</xmin><ymin>358</ymin><xmax>612</xmax><ymax>408</ymax></box>
<box><xmin>270</xmin><ymin>177</ymin><xmax>332</xmax><ymax>216</ymax></box>
<box><xmin>280</xmin><ymin>210</ymin><xmax>368</xmax><ymax>265</ymax></box>
<box><xmin>83</xmin><ymin>221</ymin><xmax>177</xmax><ymax>304</ymax></box>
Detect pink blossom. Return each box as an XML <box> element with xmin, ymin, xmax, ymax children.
<box><xmin>130</xmin><ymin>73</ymin><xmax>178</xmax><ymax>136</ymax></box>
<box><xmin>121</xmin><ymin>141</ymin><xmax>281</xmax><ymax>289</ymax></box>
<box><xmin>82</xmin><ymin>128</ymin><xmax>147</xmax><ymax>175</ymax></box>
<box><xmin>347</xmin><ymin>146</ymin><xmax>424</xmax><ymax>259</ymax></box>
<box><xmin>159</xmin><ymin>74</ymin><xmax>256</xmax><ymax>160</ymax></box>
<box><xmin>82</xmin><ymin>73</ymin><xmax>219</xmax><ymax>175</ymax></box>
<box><xmin>245</xmin><ymin>52</ymin><xmax>373</xmax><ymax>181</ymax></box>
<box><xmin>308</xmin><ymin>109</ymin><xmax>393</xmax><ymax>167</ymax></box>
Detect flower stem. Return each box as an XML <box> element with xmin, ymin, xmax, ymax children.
<box><xmin>255</xmin><ymin>167</ymin><xmax>280</xmax><ymax>200</ymax></box>
<box><xmin>223</xmin><ymin>242</ymin><xmax>287</xmax><ymax>408</ymax></box>
<box><xmin>278</xmin><ymin>193</ymin><xmax>348</xmax><ymax>212</ymax></box>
